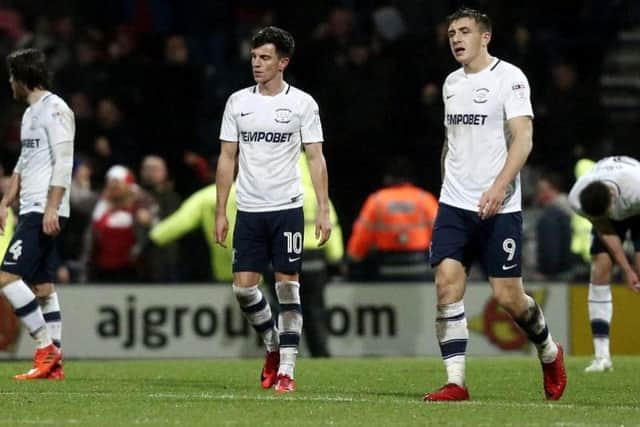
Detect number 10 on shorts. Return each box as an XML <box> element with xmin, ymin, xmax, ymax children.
<box><xmin>283</xmin><ymin>231</ymin><xmax>302</xmax><ymax>255</ymax></box>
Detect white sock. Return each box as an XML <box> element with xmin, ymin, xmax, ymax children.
<box><xmin>232</xmin><ymin>284</ymin><xmax>278</xmax><ymax>352</ymax></box>
<box><xmin>588</xmin><ymin>283</ymin><xmax>612</xmax><ymax>359</ymax></box>
<box><xmin>276</xmin><ymin>281</ymin><xmax>302</xmax><ymax>379</ymax></box>
<box><xmin>436</xmin><ymin>300</ymin><xmax>468</xmax><ymax>387</ymax></box>
<box><xmin>2</xmin><ymin>280</ymin><xmax>51</xmax><ymax>348</ymax></box>
<box><xmin>40</xmin><ymin>291</ymin><xmax>62</xmax><ymax>348</ymax></box>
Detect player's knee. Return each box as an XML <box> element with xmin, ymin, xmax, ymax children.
<box><xmin>590</xmin><ymin>255</ymin><xmax>612</xmax><ymax>284</ymax></box>
<box><xmin>31</xmin><ymin>282</ymin><xmax>55</xmax><ymax>297</ymax></box>
<box><xmin>435</xmin><ymin>272</ymin><xmax>465</xmax><ymax>304</ymax></box>
<box><xmin>435</xmin><ymin>281</ymin><xmax>464</xmax><ymax>304</ymax></box>
<box><xmin>0</xmin><ymin>271</ymin><xmax>20</xmax><ymax>287</ymax></box>
<box><xmin>275</xmin><ymin>280</ymin><xmax>301</xmax><ymax>303</ymax></box>
<box><xmin>493</xmin><ymin>288</ymin><xmax>526</xmax><ymax>315</ymax></box>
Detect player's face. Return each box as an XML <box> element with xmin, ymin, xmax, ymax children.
<box><xmin>9</xmin><ymin>74</ymin><xmax>28</xmax><ymax>102</ymax></box>
<box><xmin>250</xmin><ymin>43</ymin><xmax>289</xmax><ymax>84</ymax></box>
<box><xmin>447</xmin><ymin>17</ymin><xmax>491</xmax><ymax>65</ymax></box>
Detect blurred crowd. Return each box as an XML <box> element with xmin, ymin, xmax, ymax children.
<box><xmin>0</xmin><ymin>0</ymin><xmax>638</xmax><ymax>284</ymax></box>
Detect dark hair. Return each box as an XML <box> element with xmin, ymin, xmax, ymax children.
<box><xmin>6</xmin><ymin>48</ymin><xmax>51</xmax><ymax>90</ymax></box>
<box><xmin>579</xmin><ymin>181</ymin><xmax>611</xmax><ymax>217</ymax></box>
<box><xmin>446</xmin><ymin>7</ymin><xmax>492</xmax><ymax>33</ymax></box>
<box><xmin>252</xmin><ymin>26</ymin><xmax>295</xmax><ymax>58</ymax></box>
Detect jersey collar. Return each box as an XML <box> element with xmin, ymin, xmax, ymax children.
<box><xmin>463</xmin><ymin>57</ymin><xmax>500</xmax><ymax>78</ymax></box>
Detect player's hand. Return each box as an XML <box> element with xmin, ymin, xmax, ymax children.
<box><xmin>478</xmin><ymin>184</ymin><xmax>506</xmax><ymax>220</ymax></box>
<box><xmin>215</xmin><ymin>213</ymin><xmax>228</xmax><ymax>247</ymax></box>
<box><xmin>43</xmin><ymin>207</ymin><xmax>60</xmax><ymax>236</ymax></box>
<box><xmin>315</xmin><ymin>212</ymin><xmax>332</xmax><ymax>246</ymax></box>
<box><xmin>0</xmin><ymin>205</ymin><xmax>7</xmax><ymax>235</ymax></box>
<box><xmin>623</xmin><ymin>269</ymin><xmax>640</xmax><ymax>293</ymax></box>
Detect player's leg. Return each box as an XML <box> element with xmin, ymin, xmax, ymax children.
<box><xmin>0</xmin><ymin>214</ymin><xmax>60</xmax><ymax>379</ymax></box>
<box><xmin>487</xmin><ymin>212</ymin><xmax>565</xmax><ymax>400</ymax></box>
<box><xmin>30</xmin><ymin>216</ymin><xmax>68</xmax><ymax>379</ymax></box>
<box><xmin>270</xmin><ymin>207</ymin><xmax>304</xmax><ymax>393</ymax></box>
<box><xmin>0</xmin><ymin>272</ymin><xmax>53</xmax><ymax>350</ymax></box>
<box><xmin>584</xmin><ymin>222</ymin><xmax>625</xmax><ymax>372</ymax></box>
<box><xmin>426</xmin><ymin>258</ymin><xmax>469</xmax><ymax>400</ymax></box>
<box><xmin>424</xmin><ymin>204</ymin><xmax>473</xmax><ymax>401</ymax></box>
<box><xmin>273</xmin><ymin>272</ymin><xmax>301</xmax><ymax>392</ymax></box>
<box><xmin>33</xmin><ymin>283</ymin><xmax>61</xmax><ymax>348</ymax></box>
<box><xmin>585</xmin><ymin>252</ymin><xmax>613</xmax><ymax>372</ymax></box>
<box><xmin>32</xmin><ymin>283</ymin><xmax>64</xmax><ymax>379</ymax></box>
<box><xmin>491</xmin><ymin>276</ymin><xmax>565</xmax><ymax>400</ymax></box>
<box><xmin>231</xmin><ymin>211</ymin><xmax>279</xmax><ymax>388</ymax></box>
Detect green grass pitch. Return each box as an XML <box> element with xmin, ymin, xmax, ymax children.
<box><xmin>1</xmin><ymin>356</ymin><xmax>639</xmax><ymax>426</ymax></box>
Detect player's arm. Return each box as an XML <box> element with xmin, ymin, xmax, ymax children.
<box><xmin>479</xmin><ymin>115</ymin><xmax>532</xmax><ymax>219</ymax></box>
<box><xmin>304</xmin><ymin>142</ymin><xmax>331</xmax><ymax>246</ymax></box>
<box><xmin>44</xmin><ymin>110</ymin><xmax>74</xmax><ymax>236</ymax></box>
<box><xmin>591</xmin><ymin>218</ymin><xmax>640</xmax><ymax>292</ymax></box>
<box><xmin>0</xmin><ymin>172</ymin><xmax>21</xmax><ymax>235</ymax></box>
<box><xmin>215</xmin><ymin>141</ymin><xmax>237</xmax><ymax>247</ymax></box>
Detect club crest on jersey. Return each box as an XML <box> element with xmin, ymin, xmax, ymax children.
<box><xmin>274</xmin><ymin>108</ymin><xmax>292</xmax><ymax>124</ymax></box>
<box><xmin>473</xmin><ymin>88</ymin><xmax>490</xmax><ymax>104</ymax></box>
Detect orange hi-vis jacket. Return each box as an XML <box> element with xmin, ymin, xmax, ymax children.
<box><xmin>347</xmin><ymin>183</ymin><xmax>439</xmax><ymax>259</ymax></box>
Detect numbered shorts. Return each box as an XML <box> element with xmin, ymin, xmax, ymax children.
<box><xmin>233</xmin><ymin>207</ymin><xmax>304</xmax><ymax>275</ymax></box>
<box><xmin>429</xmin><ymin>203</ymin><xmax>522</xmax><ymax>278</ymax></box>
<box><xmin>590</xmin><ymin>215</ymin><xmax>640</xmax><ymax>255</ymax></box>
<box><xmin>1</xmin><ymin>213</ymin><xmax>67</xmax><ymax>284</ymax></box>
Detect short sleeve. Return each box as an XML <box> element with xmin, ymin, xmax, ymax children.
<box><xmin>44</xmin><ymin>103</ymin><xmax>75</xmax><ymax>145</ymax></box>
<box><xmin>503</xmin><ymin>68</ymin><xmax>534</xmax><ymax>120</ymax></box>
<box><xmin>219</xmin><ymin>96</ymin><xmax>238</xmax><ymax>142</ymax></box>
<box><xmin>300</xmin><ymin>97</ymin><xmax>323</xmax><ymax>143</ymax></box>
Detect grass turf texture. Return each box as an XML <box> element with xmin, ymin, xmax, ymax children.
<box><xmin>1</xmin><ymin>356</ymin><xmax>639</xmax><ymax>426</ymax></box>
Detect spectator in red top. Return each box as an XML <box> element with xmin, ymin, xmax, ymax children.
<box><xmin>347</xmin><ymin>156</ymin><xmax>438</xmax><ymax>281</ymax></box>
<box><xmin>84</xmin><ymin>165</ymin><xmax>157</xmax><ymax>282</ymax></box>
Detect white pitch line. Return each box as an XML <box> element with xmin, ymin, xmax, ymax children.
<box><xmin>147</xmin><ymin>392</ymin><xmax>640</xmax><ymax>411</ymax></box>
<box><xmin>148</xmin><ymin>392</ymin><xmax>367</xmax><ymax>403</ymax></box>
<box><xmin>0</xmin><ymin>420</ymin><xmax>81</xmax><ymax>425</ymax></box>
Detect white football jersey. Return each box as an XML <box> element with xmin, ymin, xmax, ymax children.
<box><xmin>569</xmin><ymin>156</ymin><xmax>640</xmax><ymax>220</ymax></box>
<box><xmin>219</xmin><ymin>83</ymin><xmax>323</xmax><ymax>212</ymax></box>
<box><xmin>14</xmin><ymin>92</ymin><xmax>75</xmax><ymax>217</ymax></box>
<box><xmin>439</xmin><ymin>57</ymin><xmax>533</xmax><ymax>213</ymax></box>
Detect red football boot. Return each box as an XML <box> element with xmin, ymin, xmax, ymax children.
<box><xmin>274</xmin><ymin>374</ymin><xmax>296</xmax><ymax>393</ymax></box>
<box><xmin>423</xmin><ymin>383</ymin><xmax>470</xmax><ymax>401</ymax></box>
<box><xmin>14</xmin><ymin>344</ymin><xmax>61</xmax><ymax>380</ymax></box>
<box><xmin>260</xmin><ymin>351</ymin><xmax>280</xmax><ymax>389</ymax></box>
<box><xmin>47</xmin><ymin>360</ymin><xmax>65</xmax><ymax>380</ymax></box>
<box><xmin>542</xmin><ymin>342</ymin><xmax>567</xmax><ymax>400</ymax></box>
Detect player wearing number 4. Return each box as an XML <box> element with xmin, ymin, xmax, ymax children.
<box><xmin>423</xmin><ymin>8</ymin><xmax>566</xmax><ymax>401</ymax></box>
<box><xmin>215</xmin><ymin>27</ymin><xmax>331</xmax><ymax>393</ymax></box>
<box><xmin>568</xmin><ymin>156</ymin><xmax>640</xmax><ymax>373</ymax></box>
<box><xmin>0</xmin><ymin>49</ymin><xmax>74</xmax><ymax>380</ymax></box>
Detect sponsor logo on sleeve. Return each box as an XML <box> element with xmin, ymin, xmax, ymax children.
<box><xmin>512</xmin><ymin>82</ymin><xmax>527</xmax><ymax>99</ymax></box>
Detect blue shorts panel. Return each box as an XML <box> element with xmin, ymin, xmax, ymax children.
<box><xmin>233</xmin><ymin>207</ymin><xmax>304</xmax><ymax>275</ymax></box>
<box><xmin>429</xmin><ymin>203</ymin><xmax>522</xmax><ymax>278</ymax></box>
<box><xmin>590</xmin><ymin>215</ymin><xmax>640</xmax><ymax>255</ymax></box>
<box><xmin>1</xmin><ymin>213</ymin><xmax>67</xmax><ymax>284</ymax></box>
